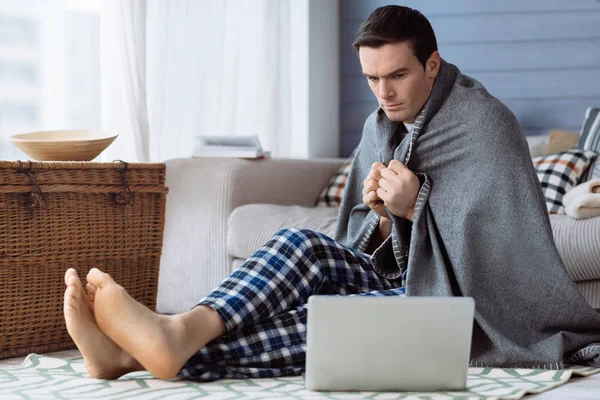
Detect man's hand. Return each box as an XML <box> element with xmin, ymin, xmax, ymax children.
<box><xmin>362</xmin><ymin>162</ymin><xmax>388</xmax><ymax>218</ymax></box>
<box><xmin>377</xmin><ymin>160</ymin><xmax>420</xmax><ymax>221</ymax></box>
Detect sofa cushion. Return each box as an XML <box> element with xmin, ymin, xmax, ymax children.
<box><xmin>544</xmin><ymin>130</ymin><xmax>580</xmax><ymax>156</ymax></box>
<box><xmin>577</xmin><ymin>107</ymin><xmax>600</xmax><ymax>179</ymax></box>
<box><xmin>550</xmin><ymin>214</ymin><xmax>600</xmax><ymax>281</ymax></box>
<box><xmin>533</xmin><ymin>149</ymin><xmax>597</xmax><ymax>214</ymax></box>
<box><xmin>316</xmin><ymin>156</ymin><xmax>353</xmax><ymax>208</ymax></box>
<box><xmin>228</xmin><ymin>204</ymin><xmax>338</xmax><ymax>260</ymax></box>
<box><xmin>575</xmin><ymin>280</ymin><xmax>600</xmax><ymax>309</ymax></box>
<box><xmin>228</xmin><ymin>208</ymin><xmax>600</xmax><ymax>283</ymax></box>
<box><xmin>526</xmin><ymin>134</ymin><xmax>550</xmax><ymax>158</ymax></box>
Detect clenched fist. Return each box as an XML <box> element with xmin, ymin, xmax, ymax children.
<box><xmin>362</xmin><ymin>160</ymin><xmax>420</xmax><ymax>221</ymax></box>
<box><xmin>362</xmin><ymin>162</ymin><xmax>388</xmax><ymax>218</ymax></box>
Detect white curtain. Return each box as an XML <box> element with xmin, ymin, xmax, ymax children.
<box><xmin>100</xmin><ymin>0</ymin><xmax>291</xmax><ymax>162</ymax></box>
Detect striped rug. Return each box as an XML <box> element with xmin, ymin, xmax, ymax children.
<box><xmin>0</xmin><ymin>354</ymin><xmax>598</xmax><ymax>399</ymax></box>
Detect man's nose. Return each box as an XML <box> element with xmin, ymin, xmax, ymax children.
<box><xmin>378</xmin><ymin>79</ymin><xmax>394</xmax><ymax>100</ymax></box>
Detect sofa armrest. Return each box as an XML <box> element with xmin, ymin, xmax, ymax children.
<box><xmin>157</xmin><ymin>157</ymin><xmax>346</xmax><ymax>314</ymax></box>
<box><xmin>549</xmin><ymin>214</ymin><xmax>600</xmax><ymax>282</ymax></box>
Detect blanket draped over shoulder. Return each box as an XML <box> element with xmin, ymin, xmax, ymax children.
<box><xmin>335</xmin><ymin>59</ymin><xmax>600</xmax><ymax>368</ymax></box>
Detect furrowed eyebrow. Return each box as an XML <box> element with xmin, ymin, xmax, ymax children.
<box><xmin>362</xmin><ymin>67</ymin><xmax>409</xmax><ymax>79</ymax></box>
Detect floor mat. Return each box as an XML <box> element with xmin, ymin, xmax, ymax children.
<box><xmin>0</xmin><ymin>354</ymin><xmax>598</xmax><ymax>399</ymax></box>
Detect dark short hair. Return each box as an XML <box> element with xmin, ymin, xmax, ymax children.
<box><xmin>353</xmin><ymin>5</ymin><xmax>438</xmax><ymax>69</ymax></box>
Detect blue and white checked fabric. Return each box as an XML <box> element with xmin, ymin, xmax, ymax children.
<box><xmin>179</xmin><ymin>228</ymin><xmax>405</xmax><ymax>381</ymax></box>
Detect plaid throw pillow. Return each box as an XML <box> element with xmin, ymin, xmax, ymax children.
<box><xmin>533</xmin><ymin>149</ymin><xmax>597</xmax><ymax>214</ymax></box>
<box><xmin>316</xmin><ymin>157</ymin><xmax>353</xmax><ymax>208</ymax></box>
<box><xmin>577</xmin><ymin>107</ymin><xmax>600</xmax><ymax>180</ymax></box>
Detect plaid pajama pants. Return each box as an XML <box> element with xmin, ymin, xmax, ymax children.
<box><xmin>178</xmin><ymin>228</ymin><xmax>405</xmax><ymax>381</ymax></box>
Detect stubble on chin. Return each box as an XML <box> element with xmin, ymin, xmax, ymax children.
<box><xmin>383</xmin><ymin>111</ymin><xmax>405</xmax><ymax>123</ymax></box>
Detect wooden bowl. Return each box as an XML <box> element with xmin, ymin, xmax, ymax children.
<box><xmin>9</xmin><ymin>130</ymin><xmax>118</xmax><ymax>161</ymax></box>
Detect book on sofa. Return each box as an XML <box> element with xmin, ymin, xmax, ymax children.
<box><xmin>193</xmin><ymin>135</ymin><xmax>270</xmax><ymax>159</ymax></box>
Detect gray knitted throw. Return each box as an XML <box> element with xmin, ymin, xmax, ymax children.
<box><xmin>335</xmin><ymin>59</ymin><xmax>600</xmax><ymax>369</ymax></box>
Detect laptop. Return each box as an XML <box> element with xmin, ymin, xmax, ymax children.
<box><xmin>304</xmin><ymin>295</ymin><xmax>475</xmax><ymax>392</ymax></box>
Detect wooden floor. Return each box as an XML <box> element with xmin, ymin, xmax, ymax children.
<box><xmin>1</xmin><ymin>350</ymin><xmax>599</xmax><ymax>399</ymax></box>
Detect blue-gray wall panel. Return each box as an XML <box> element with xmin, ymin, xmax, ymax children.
<box><xmin>342</xmin><ymin>70</ymin><xmax>600</xmax><ymax>101</ymax></box>
<box><xmin>339</xmin><ymin>0</ymin><xmax>600</xmax><ymax>157</ymax></box>
<box><xmin>343</xmin><ymin>41</ymin><xmax>600</xmax><ymax>76</ymax></box>
<box><xmin>343</xmin><ymin>13</ymin><xmax>600</xmax><ymax>44</ymax></box>
<box><xmin>342</xmin><ymin>98</ymin><xmax>599</xmax><ymax>133</ymax></box>
<box><xmin>343</xmin><ymin>0</ymin><xmax>600</xmax><ymax>19</ymax></box>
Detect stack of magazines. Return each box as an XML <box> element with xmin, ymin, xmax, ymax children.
<box><xmin>192</xmin><ymin>135</ymin><xmax>270</xmax><ymax>159</ymax></box>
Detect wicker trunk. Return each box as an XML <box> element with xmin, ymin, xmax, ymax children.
<box><xmin>0</xmin><ymin>161</ymin><xmax>168</xmax><ymax>359</ymax></box>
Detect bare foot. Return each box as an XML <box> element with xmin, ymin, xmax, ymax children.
<box><xmin>63</xmin><ymin>268</ymin><xmax>142</xmax><ymax>380</ymax></box>
<box><xmin>86</xmin><ymin>268</ymin><xmax>225</xmax><ymax>380</ymax></box>
<box><xmin>86</xmin><ymin>282</ymin><xmax>97</xmax><ymax>312</ymax></box>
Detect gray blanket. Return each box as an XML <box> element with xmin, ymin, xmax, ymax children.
<box><xmin>335</xmin><ymin>59</ymin><xmax>600</xmax><ymax>368</ymax></box>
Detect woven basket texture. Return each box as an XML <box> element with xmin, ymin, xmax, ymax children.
<box><xmin>0</xmin><ymin>161</ymin><xmax>168</xmax><ymax>359</ymax></box>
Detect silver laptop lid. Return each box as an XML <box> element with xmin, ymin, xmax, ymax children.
<box><xmin>305</xmin><ymin>296</ymin><xmax>475</xmax><ymax>392</ymax></box>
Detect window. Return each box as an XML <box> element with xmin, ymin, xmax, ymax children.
<box><xmin>0</xmin><ymin>0</ymin><xmax>101</xmax><ymax>159</ymax></box>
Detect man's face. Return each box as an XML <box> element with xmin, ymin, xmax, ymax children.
<box><xmin>359</xmin><ymin>42</ymin><xmax>439</xmax><ymax>123</ymax></box>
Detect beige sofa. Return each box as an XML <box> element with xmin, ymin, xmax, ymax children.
<box><xmin>158</xmin><ymin>150</ymin><xmax>600</xmax><ymax>314</ymax></box>
<box><xmin>157</xmin><ymin>157</ymin><xmax>344</xmax><ymax>314</ymax></box>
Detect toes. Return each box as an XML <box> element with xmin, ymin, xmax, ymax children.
<box><xmin>65</xmin><ymin>272</ymin><xmax>84</xmax><ymax>295</ymax></box>
<box><xmin>64</xmin><ymin>285</ymin><xmax>80</xmax><ymax>313</ymax></box>
<box><xmin>87</xmin><ymin>268</ymin><xmax>113</xmax><ymax>288</ymax></box>
<box><xmin>64</xmin><ymin>268</ymin><xmax>78</xmax><ymax>285</ymax></box>
<box><xmin>86</xmin><ymin>283</ymin><xmax>96</xmax><ymax>308</ymax></box>
<box><xmin>86</xmin><ymin>283</ymin><xmax>97</xmax><ymax>297</ymax></box>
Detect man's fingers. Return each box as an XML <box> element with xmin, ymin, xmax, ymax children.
<box><xmin>366</xmin><ymin>190</ymin><xmax>380</xmax><ymax>204</ymax></box>
<box><xmin>378</xmin><ymin>178</ymin><xmax>390</xmax><ymax>191</ymax></box>
<box><xmin>364</xmin><ymin>162</ymin><xmax>385</xmax><ymax>183</ymax></box>
<box><xmin>363</xmin><ymin>162</ymin><xmax>412</xmax><ymax>197</ymax></box>
<box><xmin>371</xmin><ymin>162</ymin><xmax>386</xmax><ymax>171</ymax></box>
<box><xmin>380</xmin><ymin>168</ymin><xmax>397</xmax><ymax>180</ymax></box>
<box><xmin>376</xmin><ymin>187</ymin><xmax>390</xmax><ymax>202</ymax></box>
<box><xmin>387</xmin><ymin>159</ymin><xmax>409</xmax><ymax>174</ymax></box>
<box><xmin>363</xmin><ymin>190</ymin><xmax>380</xmax><ymax>206</ymax></box>
<box><xmin>364</xmin><ymin>166</ymin><xmax>384</xmax><ymax>186</ymax></box>
<box><xmin>362</xmin><ymin>190</ymin><xmax>388</xmax><ymax>218</ymax></box>
<box><xmin>371</xmin><ymin>202</ymin><xmax>388</xmax><ymax>218</ymax></box>
<box><xmin>362</xmin><ymin>179</ymin><xmax>379</xmax><ymax>195</ymax></box>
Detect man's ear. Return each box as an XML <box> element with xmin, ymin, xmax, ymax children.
<box><xmin>427</xmin><ymin>51</ymin><xmax>441</xmax><ymax>79</ymax></box>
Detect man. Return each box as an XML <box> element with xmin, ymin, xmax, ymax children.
<box><xmin>64</xmin><ymin>6</ymin><xmax>600</xmax><ymax>381</ymax></box>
